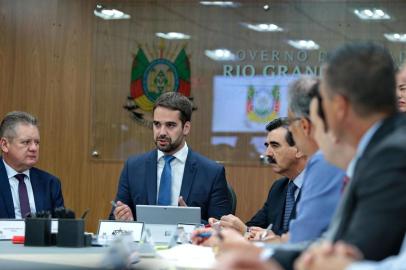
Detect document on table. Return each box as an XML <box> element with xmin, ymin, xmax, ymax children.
<box><xmin>157</xmin><ymin>244</ymin><xmax>216</xmax><ymax>269</ymax></box>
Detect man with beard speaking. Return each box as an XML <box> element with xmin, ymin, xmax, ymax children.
<box><xmin>110</xmin><ymin>92</ymin><xmax>231</xmax><ymax>222</ymax></box>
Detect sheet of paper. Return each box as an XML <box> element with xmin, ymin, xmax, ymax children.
<box><xmin>0</xmin><ymin>220</ymin><xmax>25</xmax><ymax>240</ymax></box>
<box><xmin>157</xmin><ymin>244</ymin><xmax>216</xmax><ymax>269</ymax></box>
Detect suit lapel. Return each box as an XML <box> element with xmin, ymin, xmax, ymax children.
<box><xmin>179</xmin><ymin>149</ymin><xmax>197</xmax><ymax>203</ymax></box>
<box><xmin>30</xmin><ymin>168</ymin><xmax>44</xmax><ymax>212</ymax></box>
<box><xmin>146</xmin><ymin>151</ymin><xmax>158</xmax><ymax>205</ymax></box>
<box><xmin>0</xmin><ymin>161</ymin><xmax>15</xmax><ymax>218</ymax></box>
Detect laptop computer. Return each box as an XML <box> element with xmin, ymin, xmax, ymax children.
<box><xmin>136</xmin><ymin>205</ymin><xmax>201</xmax><ymax>244</ymax></box>
<box><xmin>136</xmin><ymin>205</ymin><xmax>201</xmax><ymax>224</ymax></box>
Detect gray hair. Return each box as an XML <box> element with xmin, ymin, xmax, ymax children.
<box><xmin>288</xmin><ymin>76</ymin><xmax>319</xmax><ymax>118</ymax></box>
<box><xmin>0</xmin><ymin>111</ymin><xmax>38</xmax><ymax>140</ymax></box>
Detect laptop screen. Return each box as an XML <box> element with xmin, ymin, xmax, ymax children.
<box><xmin>136</xmin><ymin>205</ymin><xmax>201</xmax><ymax>224</ymax></box>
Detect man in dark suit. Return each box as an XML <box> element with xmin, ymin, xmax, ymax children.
<box><xmin>209</xmin><ymin>118</ymin><xmax>306</xmax><ymax>236</ymax></box>
<box><xmin>111</xmin><ymin>92</ymin><xmax>231</xmax><ymax>222</ymax></box>
<box><xmin>0</xmin><ymin>111</ymin><xmax>64</xmax><ymax>219</ymax></box>
<box><xmin>214</xmin><ymin>43</ymin><xmax>406</xmax><ymax>270</ymax></box>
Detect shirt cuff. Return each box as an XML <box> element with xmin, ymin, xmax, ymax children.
<box><xmin>346</xmin><ymin>261</ymin><xmax>378</xmax><ymax>270</ymax></box>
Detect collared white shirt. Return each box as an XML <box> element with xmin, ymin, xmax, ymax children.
<box><xmin>292</xmin><ymin>169</ymin><xmax>305</xmax><ymax>201</ymax></box>
<box><xmin>3</xmin><ymin>159</ymin><xmax>36</xmax><ymax>218</ymax></box>
<box><xmin>346</xmin><ymin>120</ymin><xmax>383</xmax><ymax>179</ymax></box>
<box><xmin>156</xmin><ymin>143</ymin><xmax>188</xmax><ymax>205</ymax></box>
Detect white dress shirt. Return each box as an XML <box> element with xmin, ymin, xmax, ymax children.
<box><xmin>3</xmin><ymin>159</ymin><xmax>36</xmax><ymax>218</ymax></box>
<box><xmin>156</xmin><ymin>143</ymin><xmax>188</xmax><ymax>205</ymax></box>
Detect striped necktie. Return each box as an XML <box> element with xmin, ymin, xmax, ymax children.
<box><xmin>282</xmin><ymin>181</ymin><xmax>297</xmax><ymax>231</ymax></box>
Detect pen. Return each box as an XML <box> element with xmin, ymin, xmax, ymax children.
<box><xmin>204</xmin><ymin>220</ymin><xmax>221</xmax><ymax>228</ymax></box>
<box><xmin>260</xmin><ymin>223</ymin><xmax>273</xmax><ymax>240</ymax></box>
<box><xmin>196</xmin><ymin>232</ymin><xmax>212</xmax><ymax>239</ymax></box>
<box><xmin>110</xmin><ymin>200</ymin><xmax>118</xmax><ymax>208</ymax></box>
<box><xmin>81</xmin><ymin>208</ymin><xmax>90</xmax><ymax>219</ymax></box>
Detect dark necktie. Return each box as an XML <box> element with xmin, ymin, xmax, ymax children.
<box><xmin>283</xmin><ymin>181</ymin><xmax>297</xmax><ymax>231</ymax></box>
<box><xmin>157</xmin><ymin>155</ymin><xmax>175</xmax><ymax>205</ymax></box>
<box><xmin>15</xmin><ymin>174</ymin><xmax>31</xmax><ymax>218</ymax></box>
<box><xmin>341</xmin><ymin>175</ymin><xmax>350</xmax><ymax>194</ymax></box>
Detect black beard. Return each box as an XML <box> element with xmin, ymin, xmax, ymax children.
<box><xmin>155</xmin><ymin>135</ymin><xmax>183</xmax><ymax>153</ymax></box>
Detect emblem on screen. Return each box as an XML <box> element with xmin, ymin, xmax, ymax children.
<box><xmin>246</xmin><ymin>85</ymin><xmax>280</xmax><ymax>123</ymax></box>
<box><xmin>124</xmin><ymin>43</ymin><xmax>192</xmax><ymax>127</ymax></box>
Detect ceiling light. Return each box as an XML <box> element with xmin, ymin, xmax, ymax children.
<box><xmin>242</xmin><ymin>23</ymin><xmax>283</xmax><ymax>32</ymax></box>
<box><xmin>205</xmin><ymin>49</ymin><xmax>236</xmax><ymax>61</ymax></box>
<box><xmin>384</xmin><ymin>33</ymin><xmax>406</xmax><ymax>43</ymax></box>
<box><xmin>354</xmin><ymin>9</ymin><xmax>390</xmax><ymax>20</ymax></box>
<box><xmin>94</xmin><ymin>7</ymin><xmax>130</xmax><ymax>20</ymax></box>
<box><xmin>287</xmin><ymin>40</ymin><xmax>319</xmax><ymax>50</ymax></box>
<box><xmin>156</xmin><ymin>32</ymin><xmax>191</xmax><ymax>40</ymax></box>
<box><xmin>199</xmin><ymin>1</ymin><xmax>240</xmax><ymax>8</ymax></box>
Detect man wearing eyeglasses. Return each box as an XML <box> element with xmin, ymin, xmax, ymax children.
<box><xmin>278</xmin><ymin>77</ymin><xmax>345</xmax><ymax>244</ymax></box>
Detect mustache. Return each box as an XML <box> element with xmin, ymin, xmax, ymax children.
<box><xmin>157</xmin><ymin>135</ymin><xmax>170</xmax><ymax>140</ymax></box>
<box><xmin>267</xmin><ymin>156</ymin><xmax>277</xmax><ymax>164</ymax></box>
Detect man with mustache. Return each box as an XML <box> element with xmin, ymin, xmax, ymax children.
<box><xmin>207</xmin><ymin>118</ymin><xmax>307</xmax><ymax>237</ymax></box>
<box><xmin>111</xmin><ymin>92</ymin><xmax>231</xmax><ymax>222</ymax></box>
<box><xmin>0</xmin><ymin>111</ymin><xmax>64</xmax><ymax>218</ymax></box>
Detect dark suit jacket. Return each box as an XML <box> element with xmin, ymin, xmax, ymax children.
<box><xmin>273</xmin><ymin>114</ymin><xmax>406</xmax><ymax>270</ymax></box>
<box><xmin>246</xmin><ymin>177</ymin><xmax>300</xmax><ymax>235</ymax></box>
<box><xmin>0</xmin><ymin>160</ymin><xmax>64</xmax><ymax>218</ymax></box>
<box><xmin>111</xmin><ymin>148</ymin><xmax>232</xmax><ymax>221</ymax></box>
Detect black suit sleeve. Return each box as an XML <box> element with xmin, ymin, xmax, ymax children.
<box><xmin>50</xmin><ymin>177</ymin><xmax>64</xmax><ymax>209</ymax></box>
<box><xmin>336</xmin><ymin>146</ymin><xmax>406</xmax><ymax>261</ymax></box>
<box><xmin>271</xmin><ymin>250</ymin><xmax>302</xmax><ymax>270</ymax></box>
<box><xmin>246</xmin><ymin>186</ymin><xmax>274</xmax><ymax>228</ymax></box>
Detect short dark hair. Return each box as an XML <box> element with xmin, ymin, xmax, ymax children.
<box><xmin>324</xmin><ymin>42</ymin><xmax>397</xmax><ymax>116</ymax></box>
<box><xmin>265</xmin><ymin>118</ymin><xmax>296</xmax><ymax>146</ymax></box>
<box><xmin>0</xmin><ymin>111</ymin><xmax>38</xmax><ymax>140</ymax></box>
<box><xmin>153</xmin><ymin>92</ymin><xmax>193</xmax><ymax>125</ymax></box>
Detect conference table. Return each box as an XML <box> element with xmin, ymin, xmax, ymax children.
<box><xmin>0</xmin><ymin>241</ymin><xmax>214</xmax><ymax>270</ymax></box>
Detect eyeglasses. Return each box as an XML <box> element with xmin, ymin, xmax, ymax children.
<box><xmin>313</xmin><ymin>88</ymin><xmax>329</xmax><ymax>132</ymax></box>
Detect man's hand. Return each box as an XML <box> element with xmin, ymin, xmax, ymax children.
<box><xmin>178</xmin><ymin>196</ymin><xmax>187</xmax><ymax>207</ymax></box>
<box><xmin>219</xmin><ymin>214</ymin><xmax>247</xmax><ymax>234</ymax></box>
<box><xmin>295</xmin><ymin>241</ymin><xmax>362</xmax><ymax>270</ymax></box>
<box><xmin>191</xmin><ymin>227</ymin><xmax>217</xmax><ymax>246</ymax></box>
<box><xmin>215</xmin><ymin>242</ymin><xmax>283</xmax><ymax>270</ymax></box>
<box><xmin>113</xmin><ymin>201</ymin><xmax>134</xmax><ymax>221</ymax></box>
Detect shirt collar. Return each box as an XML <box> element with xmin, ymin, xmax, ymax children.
<box><xmin>346</xmin><ymin>120</ymin><xmax>383</xmax><ymax>178</ymax></box>
<box><xmin>291</xmin><ymin>166</ymin><xmax>305</xmax><ymax>189</ymax></box>
<box><xmin>157</xmin><ymin>142</ymin><xmax>189</xmax><ymax>164</ymax></box>
<box><xmin>2</xmin><ymin>159</ymin><xmax>30</xmax><ymax>179</ymax></box>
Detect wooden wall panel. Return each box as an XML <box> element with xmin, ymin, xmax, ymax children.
<box><xmin>0</xmin><ymin>0</ymin><xmax>280</xmax><ymax>231</ymax></box>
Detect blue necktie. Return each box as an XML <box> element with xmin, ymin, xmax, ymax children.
<box><xmin>157</xmin><ymin>155</ymin><xmax>175</xmax><ymax>205</ymax></box>
<box><xmin>283</xmin><ymin>181</ymin><xmax>297</xmax><ymax>231</ymax></box>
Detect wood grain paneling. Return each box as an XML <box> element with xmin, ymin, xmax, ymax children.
<box><xmin>4</xmin><ymin>0</ymin><xmax>403</xmax><ymax>232</ymax></box>
<box><xmin>0</xmin><ymin>0</ymin><xmax>279</xmax><ymax>231</ymax></box>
